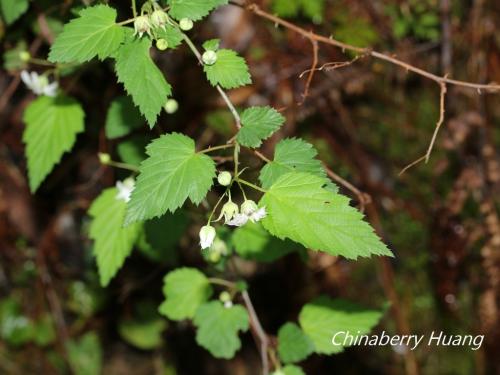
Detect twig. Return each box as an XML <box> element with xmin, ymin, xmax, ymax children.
<box><xmin>241</xmin><ymin>290</ymin><xmax>269</xmax><ymax>375</ymax></box>
<box><xmin>245</xmin><ymin>3</ymin><xmax>500</xmax><ymax>92</ymax></box>
<box><xmin>300</xmin><ymin>37</ymin><xmax>318</xmax><ymax>103</ymax></box>
<box><xmin>323</xmin><ymin>164</ymin><xmax>371</xmax><ymax>212</ymax></box>
<box><xmin>299</xmin><ymin>55</ymin><xmax>363</xmax><ymax>77</ymax></box>
<box><xmin>399</xmin><ymin>80</ymin><xmax>447</xmax><ymax>174</ymax></box>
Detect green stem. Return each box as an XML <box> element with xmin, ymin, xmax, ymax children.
<box><xmin>207</xmin><ymin>191</ymin><xmax>227</xmax><ymax>223</ymax></box>
<box><xmin>208</xmin><ymin>278</ymin><xmax>237</xmax><ymax>289</ymax></box>
<box><xmin>131</xmin><ymin>0</ymin><xmax>137</xmax><ymax>17</ymax></box>
<box><xmin>199</xmin><ymin>143</ymin><xmax>235</xmax><ymax>154</ymax></box>
<box><xmin>106</xmin><ymin>161</ymin><xmax>139</xmax><ymax>172</ymax></box>
<box><xmin>237</xmin><ymin>178</ymin><xmax>266</xmax><ymax>193</ymax></box>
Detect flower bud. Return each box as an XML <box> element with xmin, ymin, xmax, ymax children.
<box><xmin>217</xmin><ymin>171</ymin><xmax>232</xmax><ymax>186</ymax></box>
<box><xmin>133</xmin><ymin>15</ymin><xmax>152</xmax><ymax>38</ymax></box>
<box><xmin>241</xmin><ymin>199</ymin><xmax>258</xmax><ymax>216</ymax></box>
<box><xmin>150</xmin><ymin>9</ymin><xmax>168</xmax><ymax>30</ymax></box>
<box><xmin>179</xmin><ymin>18</ymin><xmax>193</xmax><ymax>31</ymax></box>
<box><xmin>199</xmin><ymin>225</ymin><xmax>216</xmax><ymax>249</ymax></box>
<box><xmin>19</xmin><ymin>51</ymin><xmax>31</xmax><ymax>62</ymax></box>
<box><xmin>98</xmin><ymin>153</ymin><xmax>111</xmax><ymax>165</ymax></box>
<box><xmin>156</xmin><ymin>38</ymin><xmax>168</xmax><ymax>50</ymax></box>
<box><xmin>219</xmin><ymin>291</ymin><xmax>231</xmax><ymax>303</ymax></box>
<box><xmin>202</xmin><ymin>50</ymin><xmax>217</xmax><ymax>65</ymax></box>
<box><xmin>164</xmin><ymin>99</ymin><xmax>178</xmax><ymax>114</ymax></box>
<box><xmin>221</xmin><ymin>201</ymin><xmax>238</xmax><ymax>222</ymax></box>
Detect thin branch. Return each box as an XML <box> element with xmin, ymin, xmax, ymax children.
<box><xmin>425</xmin><ymin>81</ymin><xmax>448</xmax><ymax>162</ymax></box>
<box><xmin>399</xmin><ymin>80</ymin><xmax>448</xmax><ymax>174</ymax></box>
<box><xmin>323</xmin><ymin>164</ymin><xmax>371</xmax><ymax>212</ymax></box>
<box><xmin>241</xmin><ymin>290</ymin><xmax>269</xmax><ymax>375</ymax></box>
<box><xmin>300</xmin><ymin>37</ymin><xmax>318</xmax><ymax>103</ymax></box>
<box><xmin>299</xmin><ymin>55</ymin><xmax>363</xmax><ymax>77</ymax></box>
<box><xmin>181</xmin><ymin>33</ymin><xmax>241</xmax><ymax>129</ymax></box>
<box><xmin>245</xmin><ymin>3</ymin><xmax>500</xmax><ymax>92</ymax></box>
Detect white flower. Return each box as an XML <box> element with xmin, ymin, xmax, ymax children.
<box><xmin>249</xmin><ymin>207</ymin><xmax>267</xmax><ymax>222</ymax></box>
<box><xmin>226</xmin><ymin>213</ymin><xmax>249</xmax><ymax>227</ymax></box>
<box><xmin>239</xmin><ymin>200</ymin><xmax>267</xmax><ymax>223</ymax></box>
<box><xmin>21</xmin><ymin>70</ymin><xmax>58</xmax><ymax>97</ymax></box>
<box><xmin>133</xmin><ymin>15</ymin><xmax>152</xmax><ymax>38</ymax></box>
<box><xmin>217</xmin><ymin>200</ymin><xmax>239</xmax><ymax>223</ymax></box>
<box><xmin>199</xmin><ymin>225</ymin><xmax>216</xmax><ymax>249</ymax></box>
<box><xmin>115</xmin><ymin>178</ymin><xmax>135</xmax><ymax>202</ymax></box>
<box><xmin>150</xmin><ymin>10</ymin><xmax>168</xmax><ymax>30</ymax></box>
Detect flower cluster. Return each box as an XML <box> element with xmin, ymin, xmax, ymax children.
<box><xmin>21</xmin><ymin>71</ymin><xmax>58</xmax><ymax>97</ymax></box>
<box><xmin>198</xmin><ymin>199</ymin><xmax>267</xmax><ymax>250</ymax></box>
<box><xmin>133</xmin><ymin>6</ymin><xmax>193</xmax><ymax>39</ymax></box>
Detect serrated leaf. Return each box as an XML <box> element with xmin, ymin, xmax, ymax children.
<box><xmin>125</xmin><ymin>133</ymin><xmax>215</xmax><ymax>224</ymax></box>
<box><xmin>167</xmin><ymin>0</ymin><xmax>228</xmax><ymax>21</ymax></box>
<box><xmin>155</xmin><ymin>25</ymin><xmax>184</xmax><ymax>49</ymax></box>
<box><xmin>194</xmin><ymin>301</ymin><xmax>249</xmax><ymax>359</ymax></box>
<box><xmin>259</xmin><ymin>138</ymin><xmax>328</xmax><ymax>189</ymax></box>
<box><xmin>49</xmin><ymin>5</ymin><xmax>125</xmax><ymax>63</ymax></box>
<box><xmin>0</xmin><ymin>0</ymin><xmax>28</xmax><ymax>25</ymax></box>
<box><xmin>299</xmin><ymin>296</ymin><xmax>383</xmax><ymax>354</ymax></box>
<box><xmin>236</xmin><ymin>106</ymin><xmax>285</xmax><ymax>148</ymax></box>
<box><xmin>204</xmin><ymin>49</ymin><xmax>251</xmax><ymax>89</ymax></box>
<box><xmin>115</xmin><ymin>37</ymin><xmax>171</xmax><ymax>128</ymax></box>
<box><xmin>22</xmin><ymin>95</ymin><xmax>84</xmax><ymax>192</ymax></box>
<box><xmin>203</xmin><ymin>39</ymin><xmax>220</xmax><ymax>51</ymax></box>
<box><xmin>159</xmin><ymin>268</ymin><xmax>213</xmax><ymax>321</ymax></box>
<box><xmin>277</xmin><ymin>323</ymin><xmax>314</xmax><ymax>363</ymax></box>
<box><xmin>88</xmin><ymin>188</ymin><xmax>141</xmax><ymax>287</ymax></box>
<box><xmin>105</xmin><ymin>96</ymin><xmax>143</xmax><ymax>139</ymax></box>
<box><xmin>117</xmin><ymin>136</ymin><xmax>149</xmax><ymax>166</ymax></box>
<box><xmin>232</xmin><ymin>222</ymin><xmax>298</xmax><ymax>262</ymax></box>
<box><xmin>260</xmin><ymin>172</ymin><xmax>392</xmax><ymax>259</ymax></box>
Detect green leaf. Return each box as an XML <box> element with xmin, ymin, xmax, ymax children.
<box><xmin>203</xmin><ymin>38</ymin><xmax>220</xmax><ymax>51</ymax></box>
<box><xmin>22</xmin><ymin>95</ymin><xmax>85</xmax><ymax>192</ymax></box>
<box><xmin>66</xmin><ymin>332</ymin><xmax>102</xmax><ymax>375</ymax></box>
<box><xmin>259</xmin><ymin>138</ymin><xmax>327</xmax><ymax>189</ymax></box>
<box><xmin>159</xmin><ymin>268</ymin><xmax>213</xmax><ymax>321</ymax></box>
<box><xmin>167</xmin><ymin>0</ymin><xmax>228</xmax><ymax>21</ymax></box>
<box><xmin>194</xmin><ymin>301</ymin><xmax>249</xmax><ymax>359</ymax></box>
<box><xmin>281</xmin><ymin>365</ymin><xmax>306</xmax><ymax>375</ymax></box>
<box><xmin>277</xmin><ymin>323</ymin><xmax>314</xmax><ymax>363</ymax></box>
<box><xmin>115</xmin><ymin>37</ymin><xmax>171</xmax><ymax>128</ymax></box>
<box><xmin>299</xmin><ymin>296</ymin><xmax>383</xmax><ymax>354</ymax></box>
<box><xmin>232</xmin><ymin>222</ymin><xmax>299</xmax><ymax>262</ymax></box>
<box><xmin>49</xmin><ymin>5</ymin><xmax>125</xmax><ymax>63</ymax></box>
<box><xmin>260</xmin><ymin>172</ymin><xmax>392</xmax><ymax>259</ymax></box>
<box><xmin>88</xmin><ymin>187</ymin><xmax>142</xmax><ymax>287</ymax></box>
<box><xmin>236</xmin><ymin>106</ymin><xmax>285</xmax><ymax>148</ymax></box>
<box><xmin>117</xmin><ymin>136</ymin><xmax>149</xmax><ymax>166</ymax></box>
<box><xmin>118</xmin><ymin>302</ymin><xmax>167</xmax><ymax>350</ymax></box>
<box><xmin>125</xmin><ymin>133</ymin><xmax>215</xmax><ymax>225</ymax></box>
<box><xmin>0</xmin><ymin>0</ymin><xmax>28</xmax><ymax>25</ymax></box>
<box><xmin>155</xmin><ymin>25</ymin><xmax>184</xmax><ymax>49</ymax></box>
<box><xmin>204</xmin><ymin>49</ymin><xmax>251</xmax><ymax>89</ymax></box>
<box><xmin>105</xmin><ymin>96</ymin><xmax>143</xmax><ymax>139</ymax></box>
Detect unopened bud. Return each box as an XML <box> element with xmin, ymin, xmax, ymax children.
<box><xmin>217</xmin><ymin>171</ymin><xmax>232</xmax><ymax>186</ymax></box>
<box><xmin>134</xmin><ymin>15</ymin><xmax>152</xmax><ymax>38</ymax></box>
<box><xmin>150</xmin><ymin>10</ymin><xmax>168</xmax><ymax>30</ymax></box>
<box><xmin>156</xmin><ymin>38</ymin><xmax>169</xmax><ymax>50</ymax></box>
<box><xmin>19</xmin><ymin>51</ymin><xmax>30</xmax><ymax>62</ymax></box>
<box><xmin>179</xmin><ymin>18</ymin><xmax>193</xmax><ymax>31</ymax></box>
<box><xmin>202</xmin><ymin>50</ymin><xmax>217</xmax><ymax>65</ymax></box>
<box><xmin>98</xmin><ymin>153</ymin><xmax>111</xmax><ymax>165</ymax></box>
<box><xmin>164</xmin><ymin>99</ymin><xmax>178</xmax><ymax>114</ymax></box>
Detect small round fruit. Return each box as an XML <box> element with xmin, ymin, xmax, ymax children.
<box><xmin>179</xmin><ymin>18</ymin><xmax>193</xmax><ymax>31</ymax></box>
<box><xmin>164</xmin><ymin>99</ymin><xmax>179</xmax><ymax>114</ymax></box>
<box><xmin>202</xmin><ymin>50</ymin><xmax>217</xmax><ymax>65</ymax></box>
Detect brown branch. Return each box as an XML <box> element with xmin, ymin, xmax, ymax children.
<box><xmin>245</xmin><ymin>3</ymin><xmax>500</xmax><ymax>93</ymax></box>
<box><xmin>300</xmin><ymin>37</ymin><xmax>318</xmax><ymax>103</ymax></box>
<box><xmin>241</xmin><ymin>290</ymin><xmax>269</xmax><ymax>375</ymax></box>
<box><xmin>299</xmin><ymin>55</ymin><xmax>363</xmax><ymax>77</ymax></box>
<box><xmin>323</xmin><ymin>164</ymin><xmax>371</xmax><ymax>212</ymax></box>
<box><xmin>399</xmin><ymin>80</ymin><xmax>448</xmax><ymax>174</ymax></box>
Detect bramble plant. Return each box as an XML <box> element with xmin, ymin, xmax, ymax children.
<box><xmin>11</xmin><ymin>0</ymin><xmax>462</xmax><ymax>373</ymax></box>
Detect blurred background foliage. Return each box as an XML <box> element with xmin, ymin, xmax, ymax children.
<box><xmin>1</xmin><ymin>0</ymin><xmax>500</xmax><ymax>374</ymax></box>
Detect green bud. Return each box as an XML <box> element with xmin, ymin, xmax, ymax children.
<box><xmin>219</xmin><ymin>291</ymin><xmax>231</xmax><ymax>303</ymax></box>
<box><xmin>220</xmin><ymin>201</ymin><xmax>238</xmax><ymax>222</ymax></box>
<box><xmin>179</xmin><ymin>18</ymin><xmax>193</xmax><ymax>31</ymax></box>
<box><xmin>217</xmin><ymin>171</ymin><xmax>232</xmax><ymax>186</ymax></box>
<box><xmin>164</xmin><ymin>98</ymin><xmax>179</xmax><ymax>114</ymax></box>
<box><xmin>98</xmin><ymin>153</ymin><xmax>111</xmax><ymax>165</ymax></box>
<box><xmin>150</xmin><ymin>10</ymin><xmax>168</xmax><ymax>30</ymax></box>
<box><xmin>202</xmin><ymin>50</ymin><xmax>217</xmax><ymax>65</ymax></box>
<box><xmin>208</xmin><ymin>251</ymin><xmax>221</xmax><ymax>263</ymax></box>
<box><xmin>134</xmin><ymin>15</ymin><xmax>152</xmax><ymax>38</ymax></box>
<box><xmin>156</xmin><ymin>38</ymin><xmax>169</xmax><ymax>51</ymax></box>
<box><xmin>241</xmin><ymin>199</ymin><xmax>258</xmax><ymax>216</ymax></box>
<box><xmin>19</xmin><ymin>51</ymin><xmax>30</xmax><ymax>62</ymax></box>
